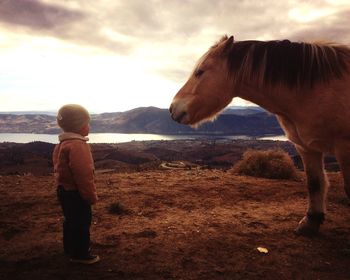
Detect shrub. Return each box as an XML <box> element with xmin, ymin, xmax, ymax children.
<box><xmin>108</xmin><ymin>202</ymin><xmax>130</xmax><ymax>215</ymax></box>
<box><xmin>232</xmin><ymin>149</ymin><xmax>298</xmax><ymax>180</ymax></box>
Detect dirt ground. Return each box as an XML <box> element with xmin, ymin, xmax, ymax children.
<box><xmin>1</xmin><ymin>167</ymin><xmax>350</xmax><ymax>280</ymax></box>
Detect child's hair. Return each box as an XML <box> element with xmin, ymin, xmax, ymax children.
<box><xmin>57</xmin><ymin>104</ymin><xmax>90</xmax><ymax>133</ymax></box>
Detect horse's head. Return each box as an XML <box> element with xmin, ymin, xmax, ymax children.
<box><xmin>169</xmin><ymin>35</ymin><xmax>235</xmax><ymax>127</ymax></box>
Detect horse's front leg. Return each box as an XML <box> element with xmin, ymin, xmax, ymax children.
<box><xmin>295</xmin><ymin>146</ymin><xmax>328</xmax><ymax>237</ymax></box>
<box><xmin>334</xmin><ymin>140</ymin><xmax>350</xmax><ymax>199</ymax></box>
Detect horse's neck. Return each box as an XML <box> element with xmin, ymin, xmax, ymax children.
<box><xmin>235</xmin><ymin>84</ymin><xmax>296</xmax><ymax>115</ymax></box>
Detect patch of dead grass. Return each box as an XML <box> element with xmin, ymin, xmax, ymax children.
<box><xmin>231</xmin><ymin>149</ymin><xmax>298</xmax><ymax>180</ymax></box>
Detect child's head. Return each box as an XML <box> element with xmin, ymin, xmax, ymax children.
<box><xmin>57</xmin><ymin>104</ymin><xmax>91</xmax><ymax>135</ymax></box>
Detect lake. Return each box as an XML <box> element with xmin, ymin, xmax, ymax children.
<box><xmin>0</xmin><ymin>133</ymin><xmax>285</xmax><ymax>144</ymax></box>
<box><xmin>258</xmin><ymin>135</ymin><xmax>288</xmax><ymax>141</ymax></box>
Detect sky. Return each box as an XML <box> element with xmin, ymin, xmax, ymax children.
<box><xmin>0</xmin><ymin>0</ymin><xmax>350</xmax><ymax>113</ymax></box>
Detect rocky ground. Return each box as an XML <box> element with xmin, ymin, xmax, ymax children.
<box><xmin>1</xmin><ymin>139</ymin><xmax>349</xmax><ymax>279</ymax></box>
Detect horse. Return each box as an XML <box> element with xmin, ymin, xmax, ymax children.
<box><xmin>169</xmin><ymin>35</ymin><xmax>350</xmax><ymax>237</ymax></box>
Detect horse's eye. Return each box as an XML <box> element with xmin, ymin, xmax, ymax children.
<box><xmin>195</xmin><ymin>69</ymin><xmax>204</xmax><ymax>78</ymax></box>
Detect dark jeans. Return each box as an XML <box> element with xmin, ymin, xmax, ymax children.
<box><xmin>57</xmin><ymin>186</ymin><xmax>92</xmax><ymax>258</ymax></box>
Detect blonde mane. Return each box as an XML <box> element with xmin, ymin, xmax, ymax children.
<box><xmin>216</xmin><ymin>36</ymin><xmax>350</xmax><ymax>89</ymax></box>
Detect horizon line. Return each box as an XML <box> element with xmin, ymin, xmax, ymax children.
<box><xmin>0</xmin><ymin>105</ymin><xmax>260</xmax><ymax>115</ymax></box>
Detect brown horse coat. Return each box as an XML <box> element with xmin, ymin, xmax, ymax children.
<box><xmin>170</xmin><ymin>36</ymin><xmax>350</xmax><ymax>236</ymax></box>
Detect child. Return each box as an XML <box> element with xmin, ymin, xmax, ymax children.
<box><xmin>53</xmin><ymin>104</ymin><xmax>100</xmax><ymax>264</ymax></box>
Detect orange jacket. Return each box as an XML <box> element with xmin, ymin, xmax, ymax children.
<box><xmin>53</xmin><ymin>132</ymin><xmax>98</xmax><ymax>204</ymax></box>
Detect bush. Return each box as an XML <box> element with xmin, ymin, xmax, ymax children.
<box><xmin>232</xmin><ymin>149</ymin><xmax>298</xmax><ymax>180</ymax></box>
<box><xmin>108</xmin><ymin>202</ymin><xmax>130</xmax><ymax>215</ymax></box>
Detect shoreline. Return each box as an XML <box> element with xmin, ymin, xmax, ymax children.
<box><xmin>0</xmin><ymin>132</ymin><xmax>287</xmax><ymax>145</ymax></box>
<box><xmin>0</xmin><ymin>138</ymin><xmax>293</xmax><ymax>175</ymax></box>
<box><xmin>0</xmin><ymin>138</ymin><xmax>340</xmax><ymax>175</ymax></box>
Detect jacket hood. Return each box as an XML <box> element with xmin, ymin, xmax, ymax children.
<box><xmin>58</xmin><ymin>132</ymin><xmax>89</xmax><ymax>142</ymax></box>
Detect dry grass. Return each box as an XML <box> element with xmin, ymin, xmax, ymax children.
<box><xmin>108</xmin><ymin>201</ymin><xmax>131</xmax><ymax>215</ymax></box>
<box><xmin>232</xmin><ymin>149</ymin><xmax>298</xmax><ymax>180</ymax></box>
<box><xmin>2</xmin><ymin>171</ymin><xmax>350</xmax><ymax>279</ymax></box>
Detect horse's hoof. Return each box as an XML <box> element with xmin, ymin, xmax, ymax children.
<box><xmin>294</xmin><ymin>216</ymin><xmax>321</xmax><ymax>237</ymax></box>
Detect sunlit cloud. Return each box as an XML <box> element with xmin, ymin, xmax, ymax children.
<box><xmin>0</xmin><ymin>0</ymin><xmax>349</xmax><ymax>112</ymax></box>
<box><xmin>288</xmin><ymin>6</ymin><xmax>335</xmax><ymax>23</ymax></box>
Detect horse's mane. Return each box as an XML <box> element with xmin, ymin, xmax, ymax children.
<box><xmin>217</xmin><ymin>36</ymin><xmax>350</xmax><ymax>89</ymax></box>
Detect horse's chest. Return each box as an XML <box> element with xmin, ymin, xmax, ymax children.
<box><xmin>276</xmin><ymin>115</ymin><xmax>334</xmax><ymax>152</ymax></box>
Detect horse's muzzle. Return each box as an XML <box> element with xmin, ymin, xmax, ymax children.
<box><xmin>169</xmin><ymin>103</ymin><xmax>189</xmax><ymax>124</ymax></box>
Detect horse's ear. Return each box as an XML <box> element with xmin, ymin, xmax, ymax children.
<box><xmin>222</xmin><ymin>35</ymin><xmax>234</xmax><ymax>54</ymax></box>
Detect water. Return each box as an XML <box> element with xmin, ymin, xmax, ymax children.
<box><xmin>0</xmin><ymin>133</ymin><xmax>192</xmax><ymax>144</ymax></box>
<box><xmin>0</xmin><ymin>133</ymin><xmax>287</xmax><ymax>144</ymax></box>
<box><xmin>259</xmin><ymin>135</ymin><xmax>287</xmax><ymax>141</ymax></box>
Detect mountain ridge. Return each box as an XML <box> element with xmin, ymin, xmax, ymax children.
<box><xmin>0</xmin><ymin>106</ymin><xmax>283</xmax><ymax>136</ymax></box>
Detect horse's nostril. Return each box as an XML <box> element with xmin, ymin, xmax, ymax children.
<box><xmin>174</xmin><ymin>111</ymin><xmax>187</xmax><ymax>123</ymax></box>
<box><xmin>169</xmin><ymin>104</ymin><xmax>173</xmax><ymax>113</ymax></box>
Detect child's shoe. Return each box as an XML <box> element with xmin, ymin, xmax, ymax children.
<box><xmin>70</xmin><ymin>254</ymin><xmax>100</xmax><ymax>264</ymax></box>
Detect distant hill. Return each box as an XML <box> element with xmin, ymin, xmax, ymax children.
<box><xmin>0</xmin><ymin>106</ymin><xmax>283</xmax><ymax>136</ymax></box>
<box><xmin>221</xmin><ymin>106</ymin><xmax>266</xmax><ymax>115</ymax></box>
<box><xmin>0</xmin><ymin>114</ymin><xmax>58</xmax><ymax>133</ymax></box>
<box><xmin>0</xmin><ymin>111</ymin><xmax>57</xmax><ymax>116</ymax></box>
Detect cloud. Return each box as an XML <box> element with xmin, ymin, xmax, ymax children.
<box><xmin>289</xmin><ymin>8</ymin><xmax>350</xmax><ymax>43</ymax></box>
<box><xmin>0</xmin><ymin>0</ymin><xmax>84</xmax><ymax>30</ymax></box>
<box><xmin>0</xmin><ymin>0</ymin><xmax>349</xmax><ymax>113</ymax></box>
<box><xmin>1</xmin><ymin>0</ymin><xmax>350</xmax><ymax>93</ymax></box>
<box><xmin>2</xmin><ymin>1</ymin><xmax>349</xmax><ymax>55</ymax></box>
<box><xmin>155</xmin><ymin>68</ymin><xmax>192</xmax><ymax>84</ymax></box>
<box><xmin>0</xmin><ymin>0</ymin><xmax>135</xmax><ymax>54</ymax></box>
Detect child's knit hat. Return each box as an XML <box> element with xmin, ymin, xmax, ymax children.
<box><xmin>57</xmin><ymin>104</ymin><xmax>90</xmax><ymax>133</ymax></box>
